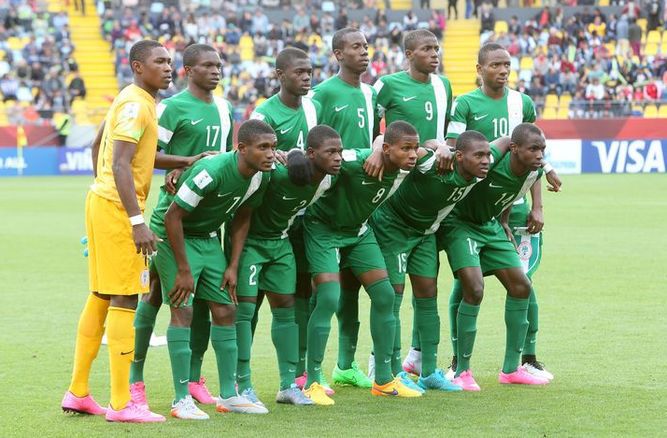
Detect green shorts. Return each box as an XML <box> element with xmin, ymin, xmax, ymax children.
<box><xmin>155</xmin><ymin>237</ymin><xmax>232</xmax><ymax>306</ymax></box>
<box><xmin>236</xmin><ymin>237</ymin><xmax>296</xmax><ymax>297</ymax></box>
<box><xmin>439</xmin><ymin>218</ymin><xmax>522</xmax><ymax>276</ymax></box>
<box><xmin>288</xmin><ymin>215</ymin><xmax>309</xmax><ymax>274</ymax></box>
<box><xmin>370</xmin><ymin>209</ymin><xmax>438</xmax><ymax>285</ymax></box>
<box><xmin>304</xmin><ymin>217</ymin><xmax>387</xmax><ymax>276</ymax></box>
<box><xmin>512</xmin><ymin>229</ymin><xmax>542</xmax><ymax>278</ymax></box>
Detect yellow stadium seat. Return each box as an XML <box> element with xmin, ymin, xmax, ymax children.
<box><xmin>541</xmin><ymin>107</ymin><xmax>557</xmax><ymax>119</ymax></box>
<box><xmin>646</xmin><ymin>30</ymin><xmax>662</xmax><ymax>44</ymax></box>
<box><xmin>7</xmin><ymin>37</ymin><xmax>22</xmax><ymax>50</ymax></box>
<box><xmin>508</xmin><ymin>70</ymin><xmax>518</xmax><ymax>87</ymax></box>
<box><xmin>605</xmin><ymin>43</ymin><xmax>616</xmax><ymax>56</ymax></box>
<box><xmin>545</xmin><ymin>94</ymin><xmax>559</xmax><ymax>108</ymax></box>
<box><xmin>659</xmin><ymin>105</ymin><xmax>667</xmax><ymax>117</ymax></box>
<box><xmin>644</xmin><ymin>43</ymin><xmax>659</xmax><ymax>56</ymax></box>
<box><xmin>520</xmin><ymin>57</ymin><xmax>533</xmax><ymax>70</ymax></box>
<box><xmin>494</xmin><ymin>21</ymin><xmax>508</xmax><ymax>34</ymax></box>
<box><xmin>559</xmin><ymin>95</ymin><xmax>572</xmax><ymax>111</ymax></box>
<box><xmin>644</xmin><ymin>104</ymin><xmax>659</xmax><ymax>118</ymax></box>
<box><xmin>598</xmin><ymin>0</ymin><xmax>609</xmax><ymax>5</ymax></box>
<box><xmin>637</xmin><ymin>19</ymin><xmax>647</xmax><ymax>32</ymax></box>
<box><xmin>555</xmin><ymin>107</ymin><xmax>568</xmax><ymax>120</ymax></box>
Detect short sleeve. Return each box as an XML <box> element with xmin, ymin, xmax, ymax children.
<box><xmin>111</xmin><ymin>100</ymin><xmax>147</xmax><ymax>144</ymax></box>
<box><xmin>523</xmin><ymin>95</ymin><xmax>537</xmax><ymax>123</ymax></box>
<box><xmin>373</xmin><ymin>77</ymin><xmax>387</xmax><ymax>118</ymax></box>
<box><xmin>156</xmin><ymin>101</ymin><xmax>178</xmax><ymax>152</ymax></box>
<box><xmin>446</xmin><ymin>97</ymin><xmax>469</xmax><ymax>140</ymax></box>
<box><xmin>226</xmin><ymin>101</ymin><xmax>234</xmax><ymax>152</ymax></box>
<box><xmin>174</xmin><ymin>162</ymin><xmax>219</xmax><ymax>212</ymax></box>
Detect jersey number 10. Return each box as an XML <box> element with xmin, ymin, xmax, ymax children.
<box><xmin>492</xmin><ymin>117</ymin><xmax>509</xmax><ymax>138</ymax></box>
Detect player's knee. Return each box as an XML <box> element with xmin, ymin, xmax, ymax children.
<box><xmin>315</xmin><ymin>289</ymin><xmax>339</xmax><ymax>315</ymax></box>
<box><xmin>463</xmin><ymin>287</ymin><xmax>484</xmax><ymax>305</ymax></box>
<box><xmin>370</xmin><ymin>287</ymin><xmax>394</xmax><ymax>314</ymax></box>
<box><xmin>170</xmin><ymin>306</ymin><xmax>193</xmax><ymax>327</ymax></box>
<box><xmin>110</xmin><ymin>294</ymin><xmax>138</xmax><ymax>309</ymax></box>
<box><xmin>267</xmin><ymin>293</ymin><xmax>294</xmax><ymax>308</ymax></box>
<box><xmin>509</xmin><ymin>278</ymin><xmax>531</xmax><ymax>299</ymax></box>
<box><xmin>210</xmin><ymin>304</ymin><xmax>236</xmax><ymax>326</ymax></box>
<box><xmin>236</xmin><ymin>301</ymin><xmax>256</xmax><ymax>323</ymax></box>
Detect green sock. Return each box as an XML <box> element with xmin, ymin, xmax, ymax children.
<box><xmin>130</xmin><ymin>301</ymin><xmax>159</xmax><ymax>384</ymax></box>
<box><xmin>250</xmin><ymin>292</ymin><xmax>263</xmax><ymax>337</ymax></box>
<box><xmin>167</xmin><ymin>325</ymin><xmax>191</xmax><ymax>401</ymax></box>
<box><xmin>391</xmin><ymin>292</ymin><xmax>404</xmax><ymax>375</ymax></box>
<box><xmin>415</xmin><ymin>296</ymin><xmax>440</xmax><ymax>377</ymax></box>
<box><xmin>366</xmin><ymin>278</ymin><xmax>395</xmax><ymax>385</ymax></box>
<box><xmin>189</xmin><ymin>299</ymin><xmax>210</xmax><ymax>382</ymax></box>
<box><xmin>271</xmin><ymin>306</ymin><xmax>298</xmax><ymax>390</ymax></box>
<box><xmin>410</xmin><ymin>295</ymin><xmax>420</xmax><ymax>350</ymax></box>
<box><xmin>502</xmin><ymin>296</ymin><xmax>529</xmax><ymax>374</ymax></box>
<box><xmin>336</xmin><ymin>287</ymin><xmax>360</xmax><ymax>370</ymax></box>
<box><xmin>235</xmin><ymin>301</ymin><xmax>256</xmax><ymax>392</ymax></box>
<box><xmin>449</xmin><ymin>280</ymin><xmax>463</xmax><ymax>359</ymax></box>
<box><xmin>294</xmin><ymin>297</ymin><xmax>309</xmax><ymax>376</ymax></box>
<box><xmin>210</xmin><ymin>325</ymin><xmax>237</xmax><ymax>399</ymax></box>
<box><xmin>306</xmin><ymin>281</ymin><xmax>339</xmax><ymax>388</ymax></box>
<box><xmin>455</xmin><ymin>301</ymin><xmax>480</xmax><ymax>377</ymax></box>
<box><xmin>523</xmin><ymin>287</ymin><xmax>538</xmax><ymax>356</ymax></box>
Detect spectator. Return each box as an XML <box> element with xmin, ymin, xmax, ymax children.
<box><xmin>480</xmin><ymin>3</ymin><xmax>495</xmax><ymax>34</ymax></box>
<box><xmin>508</xmin><ymin>15</ymin><xmax>522</xmax><ymax>34</ymax></box>
<box><xmin>252</xmin><ymin>8</ymin><xmax>269</xmax><ymax>36</ymax></box>
<box><xmin>628</xmin><ymin>18</ymin><xmax>642</xmax><ymax>57</ymax></box>
<box><xmin>622</xmin><ymin>1</ymin><xmax>641</xmax><ymax>20</ymax></box>
<box><xmin>334</xmin><ymin>8</ymin><xmax>348</xmax><ymax>30</ymax></box>
<box><xmin>535</xmin><ymin>7</ymin><xmax>552</xmax><ymax>28</ymax></box>
<box><xmin>0</xmin><ymin>74</ymin><xmax>19</xmax><ymax>101</ymax></box>
<box><xmin>403</xmin><ymin>10</ymin><xmax>418</xmax><ymax>31</ymax></box>
<box><xmin>68</xmin><ymin>71</ymin><xmax>86</xmax><ymax>101</ymax></box>
<box><xmin>647</xmin><ymin>0</ymin><xmax>662</xmax><ymax>32</ymax></box>
<box><xmin>616</xmin><ymin>14</ymin><xmax>630</xmax><ymax>55</ymax></box>
<box><xmin>448</xmin><ymin>0</ymin><xmax>458</xmax><ymax>21</ymax></box>
<box><xmin>543</xmin><ymin>66</ymin><xmax>562</xmax><ymax>96</ymax></box>
<box><xmin>588</xmin><ymin>16</ymin><xmax>606</xmax><ymax>38</ymax></box>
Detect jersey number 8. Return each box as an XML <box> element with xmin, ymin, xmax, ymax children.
<box><xmin>372</xmin><ymin>187</ymin><xmax>386</xmax><ymax>203</ymax></box>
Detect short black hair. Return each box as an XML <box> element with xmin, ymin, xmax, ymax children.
<box><xmin>511</xmin><ymin>123</ymin><xmax>543</xmax><ymax>146</ymax></box>
<box><xmin>307</xmin><ymin>125</ymin><xmax>340</xmax><ymax>149</ymax></box>
<box><xmin>385</xmin><ymin>121</ymin><xmax>418</xmax><ymax>145</ymax></box>
<box><xmin>477</xmin><ymin>42</ymin><xmax>507</xmax><ymax>64</ymax></box>
<box><xmin>237</xmin><ymin>119</ymin><xmax>275</xmax><ymax>145</ymax></box>
<box><xmin>276</xmin><ymin>47</ymin><xmax>309</xmax><ymax>71</ymax></box>
<box><xmin>403</xmin><ymin>29</ymin><xmax>437</xmax><ymax>52</ymax></box>
<box><xmin>129</xmin><ymin>40</ymin><xmax>163</xmax><ymax>72</ymax></box>
<box><xmin>183</xmin><ymin>43</ymin><xmax>217</xmax><ymax>67</ymax></box>
<box><xmin>332</xmin><ymin>27</ymin><xmax>362</xmax><ymax>51</ymax></box>
<box><xmin>456</xmin><ymin>130</ymin><xmax>488</xmax><ymax>151</ymax></box>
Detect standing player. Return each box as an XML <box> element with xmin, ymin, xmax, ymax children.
<box><xmin>303</xmin><ymin>121</ymin><xmax>426</xmax><ymax>405</ymax></box>
<box><xmin>438</xmin><ymin>42</ymin><xmax>553</xmax><ymax>380</ymax></box>
<box><xmin>368</xmin><ymin>133</ymin><xmax>510</xmax><ymax>393</ymax></box>
<box><xmin>61</xmin><ymin>40</ymin><xmax>171</xmax><ymax>423</ymax></box>
<box><xmin>130</xmin><ymin>43</ymin><xmax>235</xmax><ymax>410</ymax></box>
<box><xmin>310</xmin><ymin>27</ymin><xmax>380</xmax><ymax>388</ymax></box>
<box><xmin>149</xmin><ymin>120</ymin><xmax>275</xmax><ymax>418</ymax></box>
<box><xmin>372</xmin><ymin>28</ymin><xmax>454</xmax><ymax>376</ymax></box>
<box><xmin>249</xmin><ymin>47</ymin><xmax>320</xmax><ymax>384</ymax></box>
<box><xmin>228</xmin><ymin>125</ymin><xmax>343</xmax><ymax>408</ymax></box>
<box><xmin>438</xmin><ymin>124</ymin><xmax>559</xmax><ymax>391</ymax></box>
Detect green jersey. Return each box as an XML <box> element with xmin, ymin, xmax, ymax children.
<box><xmin>374</xmin><ymin>71</ymin><xmax>453</xmax><ymax>142</ymax></box>
<box><xmin>381</xmin><ymin>149</ymin><xmax>479</xmax><ymax>234</ymax></box>
<box><xmin>157</xmin><ymin>90</ymin><xmax>234</xmax><ymax>153</ymax></box>
<box><xmin>446</xmin><ymin>87</ymin><xmax>536</xmax><ymax>141</ymax></box>
<box><xmin>311</xmin><ymin>75</ymin><xmax>378</xmax><ymax>149</ymax></box>
<box><xmin>306</xmin><ymin>148</ymin><xmax>414</xmax><ymax>235</ymax></box>
<box><xmin>150</xmin><ymin>152</ymin><xmax>270</xmax><ymax>239</ymax></box>
<box><xmin>452</xmin><ymin>148</ymin><xmax>543</xmax><ymax>225</ymax></box>
<box><xmin>249</xmin><ymin>94</ymin><xmax>320</xmax><ymax>151</ymax></box>
<box><xmin>248</xmin><ymin>164</ymin><xmax>335</xmax><ymax>240</ymax></box>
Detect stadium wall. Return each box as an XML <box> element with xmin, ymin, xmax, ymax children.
<box><xmin>1</xmin><ymin>119</ymin><xmax>665</xmax><ymax>176</ymax></box>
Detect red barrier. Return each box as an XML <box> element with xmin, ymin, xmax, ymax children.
<box><xmin>0</xmin><ymin>126</ymin><xmax>58</xmax><ymax>147</ymax></box>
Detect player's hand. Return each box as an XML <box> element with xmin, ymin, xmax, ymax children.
<box><xmin>275</xmin><ymin>150</ymin><xmax>288</xmax><ymax>166</ymax></box>
<box><xmin>165</xmin><ymin>168</ymin><xmax>184</xmax><ymax>195</ymax></box>
<box><xmin>169</xmin><ymin>269</ymin><xmax>194</xmax><ymax>308</ymax></box>
<box><xmin>502</xmin><ymin>223</ymin><xmax>518</xmax><ymax>248</ymax></box>
<box><xmin>189</xmin><ymin>150</ymin><xmax>218</xmax><ymax>166</ymax></box>
<box><xmin>434</xmin><ymin>142</ymin><xmax>455</xmax><ymax>174</ymax></box>
<box><xmin>364</xmin><ymin>147</ymin><xmax>385</xmax><ymax>180</ymax></box>
<box><xmin>221</xmin><ymin>265</ymin><xmax>238</xmax><ymax>305</ymax></box>
<box><xmin>132</xmin><ymin>223</ymin><xmax>158</xmax><ymax>256</ymax></box>
<box><xmin>527</xmin><ymin>208</ymin><xmax>544</xmax><ymax>234</ymax></box>
<box><xmin>545</xmin><ymin>169</ymin><xmax>562</xmax><ymax>192</ymax></box>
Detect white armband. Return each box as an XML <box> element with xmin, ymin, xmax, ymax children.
<box><xmin>543</xmin><ymin>162</ymin><xmax>554</xmax><ymax>173</ymax></box>
<box><xmin>129</xmin><ymin>215</ymin><xmax>145</xmax><ymax>226</ymax></box>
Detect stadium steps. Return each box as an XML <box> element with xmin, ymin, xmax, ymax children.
<box><xmin>50</xmin><ymin>0</ymin><xmax>117</xmax><ymax>125</ymax></box>
<box><xmin>443</xmin><ymin>20</ymin><xmax>479</xmax><ymax>97</ymax></box>
<box><xmin>390</xmin><ymin>0</ymin><xmax>412</xmax><ymax>10</ymax></box>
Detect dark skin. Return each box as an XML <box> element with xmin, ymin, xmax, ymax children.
<box><xmin>165</xmin><ymin>133</ymin><xmax>276</xmax><ymax>327</ymax></box>
<box><xmin>93</xmin><ymin>46</ymin><xmax>172</xmax><ymax>309</ymax></box>
<box><xmin>277</xmin><ymin>57</ymin><xmax>312</xmax><ymax>109</ymax></box>
<box><xmin>333</xmin><ymin>31</ymin><xmax>369</xmax><ymax>87</ymax></box>
<box><xmin>236</xmin><ymin>137</ymin><xmax>344</xmax><ymax>309</ymax></box>
<box><xmin>406</xmin><ymin>35</ymin><xmax>440</xmax><ymax>83</ymax></box>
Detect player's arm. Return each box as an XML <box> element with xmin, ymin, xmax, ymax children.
<box><xmin>527</xmin><ymin>180</ymin><xmax>543</xmax><ymax>235</ymax></box>
<box><xmin>223</xmin><ymin>205</ymin><xmax>253</xmax><ymax>304</ymax></box>
<box><xmin>91</xmin><ymin>120</ymin><xmax>105</xmax><ymax>178</ymax></box>
<box><xmin>499</xmin><ymin>206</ymin><xmax>517</xmax><ymax>248</ymax></box>
<box><xmin>112</xmin><ymin>139</ymin><xmax>158</xmax><ymax>256</ymax></box>
<box><xmin>444</xmin><ymin>77</ymin><xmax>453</xmax><ymax>131</ymax></box>
<box><xmin>154</xmin><ymin>150</ymin><xmax>217</xmax><ymax>170</ymax></box>
<box><xmin>164</xmin><ymin>202</ymin><xmax>194</xmax><ymax>307</ymax></box>
<box><xmin>422</xmin><ymin>139</ymin><xmax>454</xmax><ymax>173</ymax></box>
<box><xmin>491</xmin><ymin>136</ymin><xmax>512</xmax><ymax>155</ymax></box>
<box><xmin>363</xmin><ymin>134</ymin><xmax>385</xmax><ymax>180</ymax></box>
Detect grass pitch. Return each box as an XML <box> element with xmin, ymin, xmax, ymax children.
<box><xmin>1</xmin><ymin>174</ymin><xmax>666</xmax><ymax>437</ymax></box>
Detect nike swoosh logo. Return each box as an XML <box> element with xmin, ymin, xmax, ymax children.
<box><xmin>377</xmin><ymin>388</ymin><xmax>399</xmax><ymax>396</ymax></box>
<box><xmin>121</xmin><ymin>350</ymin><xmax>134</xmax><ymax>356</ymax></box>
<box><xmin>288</xmin><ymin>369</ymin><xmax>296</xmax><ymax>373</ymax></box>
<box><xmin>133</xmin><ymin>358</ymin><xmax>145</xmax><ymax>363</ymax></box>
<box><xmin>237</xmin><ymin>374</ymin><xmax>250</xmax><ymax>379</ymax></box>
<box><xmin>282</xmin><ymin>196</ymin><xmax>297</xmax><ymax>200</ymax></box>
<box><xmin>361</xmin><ymin>180</ymin><xmax>375</xmax><ymax>185</ymax></box>
<box><xmin>474</xmin><ymin>114</ymin><xmax>488</xmax><ymax>121</ymax></box>
<box><xmin>489</xmin><ymin>183</ymin><xmax>503</xmax><ymax>188</ymax></box>
<box><xmin>529</xmin><ymin>339</ymin><xmax>537</xmax><ymax>344</ymax></box>
<box><xmin>384</xmin><ymin>358</ymin><xmax>391</xmax><ymax>363</ymax></box>
<box><xmin>191</xmin><ymin>119</ymin><xmax>204</xmax><ymax>125</ymax></box>
<box><xmin>179</xmin><ymin>379</ymin><xmax>189</xmax><ymax>384</ymax></box>
<box><xmin>451</xmin><ymin>338</ymin><xmax>458</xmax><ymax>342</ymax></box>
<box><xmin>334</xmin><ymin>105</ymin><xmax>349</xmax><ymax>112</ymax></box>
<box><xmin>462</xmin><ymin>353</ymin><xmax>472</xmax><ymax>358</ymax></box>
<box><xmin>314</xmin><ymin>367</ymin><xmax>321</xmax><ymax>371</ymax></box>
<box><xmin>280</xmin><ymin>127</ymin><xmax>293</xmax><ymax>134</ymax></box>
<box><xmin>217</xmin><ymin>192</ymin><xmax>232</xmax><ymax>197</ymax></box>
<box><xmin>402</xmin><ymin>96</ymin><xmax>417</xmax><ymax>102</ymax></box>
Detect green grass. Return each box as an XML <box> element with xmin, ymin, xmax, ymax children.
<box><xmin>1</xmin><ymin>174</ymin><xmax>666</xmax><ymax>437</ymax></box>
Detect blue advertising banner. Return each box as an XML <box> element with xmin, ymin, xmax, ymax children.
<box><xmin>0</xmin><ymin>147</ymin><xmax>59</xmax><ymax>176</ymax></box>
<box><xmin>58</xmin><ymin>147</ymin><xmax>94</xmax><ymax>175</ymax></box>
<box><xmin>581</xmin><ymin>140</ymin><xmax>667</xmax><ymax>174</ymax></box>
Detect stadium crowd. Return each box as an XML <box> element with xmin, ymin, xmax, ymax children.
<box><xmin>101</xmin><ymin>2</ymin><xmax>446</xmax><ymax>120</ymax></box>
<box><xmin>0</xmin><ymin>1</ymin><xmax>86</xmax><ymax>125</ymax></box>
<box><xmin>480</xmin><ymin>1</ymin><xmax>667</xmax><ymax>117</ymax></box>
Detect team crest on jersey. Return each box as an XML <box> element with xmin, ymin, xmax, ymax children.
<box><xmin>140</xmin><ymin>269</ymin><xmax>149</xmax><ymax>288</ymax></box>
<box><xmin>193</xmin><ymin>169</ymin><xmax>213</xmax><ymax>189</ymax></box>
<box><xmin>342</xmin><ymin>149</ymin><xmax>357</xmax><ymax>161</ymax></box>
<box><xmin>517</xmin><ymin>240</ymin><xmax>532</xmax><ymax>261</ymax></box>
<box><xmin>120</xmin><ymin>102</ymin><xmax>140</xmax><ymax>121</ymax></box>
